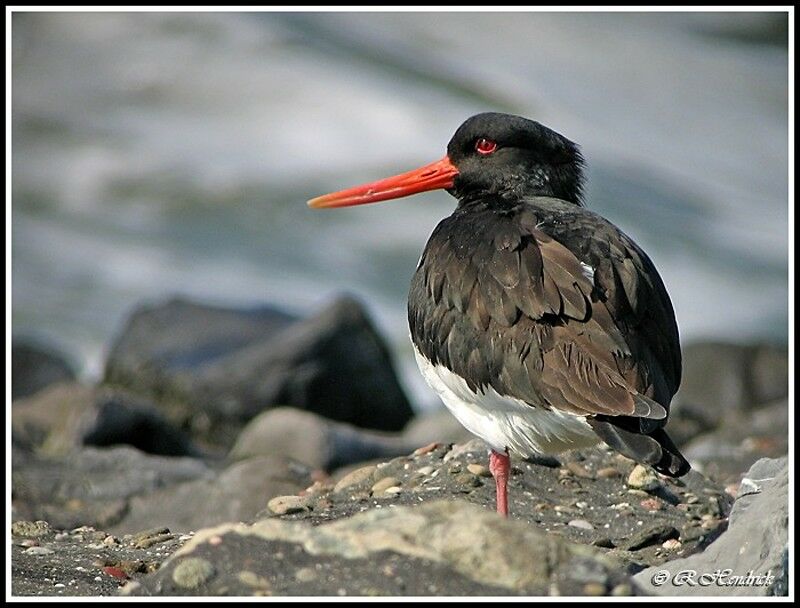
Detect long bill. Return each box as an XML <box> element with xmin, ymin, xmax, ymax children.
<box><xmin>307</xmin><ymin>156</ymin><xmax>459</xmax><ymax>209</ymax></box>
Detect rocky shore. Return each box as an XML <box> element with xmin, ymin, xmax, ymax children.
<box><xmin>11</xmin><ymin>296</ymin><xmax>789</xmax><ymax>597</ymax></box>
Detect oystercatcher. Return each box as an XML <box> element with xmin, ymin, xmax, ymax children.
<box><xmin>309</xmin><ymin>112</ymin><xmax>690</xmax><ymax>517</ymax></box>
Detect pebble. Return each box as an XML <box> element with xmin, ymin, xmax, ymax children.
<box><xmin>639</xmin><ymin>498</ymin><xmax>663</xmax><ymax>511</ymax></box>
<box><xmin>610</xmin><ymin>583</ymin><xmax>632</xmax><ymax>596</ymax></box>
<box><xmin>565</xmin><ymin>461</ymin><xmax>594</xmax><ymax>479</ymax></box>
<box><xmin>412</xmin><ymin>442</ymin><xmax>439</xmax><ymax>456</ymax></box>
<box><xmin>596</xmin><ymin>467</ymin><xmax>621</xmax><ymax>479</ymax></box>
<box><xmin>383</xmin><ymin>486</ymin><xmax>402</xmax><ymax>495</ymax></box>
<box><xmin>415</xmin><ymin>466</ymin><xmax>435</xmax><ymax>476</ymax></box>
<box><xmin>333</xmin><ymin>465</ymin><xmax>377</xmax><ymax>493</ymax></box>
<box><xmin>371</xmin><ymin>477</ymin><xmax>400</xmax><ymax>495</ymax></box>
<box><xmin>582</xmin><ymin>582</ymin><xmax>606</xmax><ymax>596</ymax></box>
<box><xmin>454</xmin><ymin>473</ymin><xmax>482</xmax><ymax>490</ymax></box>
<box><xmin>23</xmin><ymin>546</ymin><xmax>54</xmax><ymax>555</ymax></box>
<box><xmin>267</xmin><ymin>495</ymin><xmax>309</xmax><ymax>515</ymax></box>
<box><xmin>172</xmin><ymin>557</ymin><xmax>215</xmax><ymax>589</ymax></box>
<box><xmin>662</xmin><ymin>538</ymin><xmax>682</xmax><ymax>550</ymax></box>
<box><xmin>11</xmin><ymin>520</ymin><xmax>52</xmax><ymax>538</ymax></box>
<box><xmin>466</xmin><ymin>463</ymin><xmax>491</xmax><ymax>477</ymax></box>
<box><xmin>135</xmin><ymin>533</ymin><xmax>174</xmax><ymax>549</ymax></box>
<box><xmin>294</xmin><ymin>567</ymin><xmax>317</xmax><ymax>582</ymax></box>
<box><xmin>103</xmin><ymin>535</ymin><xmax>119</xmax><ymax>546</ymax></box>
<box><xmin>568</xmin><ymin>519</ymin><xmax>594</xmax><ymax>531</ymax></box>
<box><xmin>238</xmin><ymin>570</ymin><xmax>271</xmax><ymax>589</ymax></box>
<box><xmin>627</xmin><ymin>465</ymin><xmax>660</xmax><ymax>491</ymax></box>
<box><xmin>684</xmin><ymin>493</ymin><xmax>700</xmax><ymax>504</ymax></box>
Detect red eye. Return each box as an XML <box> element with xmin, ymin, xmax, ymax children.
<box><xmin>475</xmin><ymin>138</ymin><xmax>497</xmax><ymax>155</ymax></box>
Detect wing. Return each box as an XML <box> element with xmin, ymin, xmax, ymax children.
<box><xmin>409</xmin><ymin>201</ymin><xmax>681</xmax><ymax>424</ymax></box>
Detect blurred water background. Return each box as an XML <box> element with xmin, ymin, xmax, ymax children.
<box><xmin>11</xmin><ymin>11</ymin><xmax>789</xmax><ymax>410</ymax></box>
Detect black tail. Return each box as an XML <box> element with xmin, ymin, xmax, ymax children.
<box><xmin>588</xmin><ymin>416</ymin><xmax>691</xmax><ymax>477</ymax></box>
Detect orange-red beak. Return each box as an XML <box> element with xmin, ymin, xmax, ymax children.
<box><xmin>307</xmin><ymin>156</ymin><xmax>459</xmax><ymax>209</ymax></box>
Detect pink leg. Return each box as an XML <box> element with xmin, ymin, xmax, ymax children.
<box><xmin>489</xmin><ymin>449</ymin><xmax>510</xmax><ymax>517</ymax></box>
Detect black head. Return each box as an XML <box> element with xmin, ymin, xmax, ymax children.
<box><xmin>308</xmin><ymin>112</ymin><xmax>585</xmax><ymax>211</ymax></box>
<box><xmin>446</xmin><ymin>112</ymin><xmax>585</xmax><ymax>207</ymax></box>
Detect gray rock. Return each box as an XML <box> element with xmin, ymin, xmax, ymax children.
<box><xmin>12</xmin><ymin>339</ymin><xmax>76</xmax><ymax>400</ymax></box>
<box><xmin>12</xmin><ymin>383</ymin><xmax>198</xmax><ymax>458</ymax></box>
<box><xmin>229</xmin><ymin>407</ymin><xmax>409</xmax><ymax>471</ymax></box>
<box><xmin>12</xmin><ymin>446</ymin><xmax>212</xmax><ymax>530</ymax></box>
<box><xmin>104</xmin><ymin>296</ymin><xmax>413</xmax><ymax>449</ymax></box>
<box><xmin>132</xmin><ymin>500</ymin><xmax>631</xmax><ymax>595</ymax></box>
<box><xmin>634</xmin><ymin>456</ymin><xmax>788</xmax><ymax>596</ymax></box>
<box><xmin>112</xmin><ymin>456</ymin><xmax>312</xmax><ymax>535</ymax></box>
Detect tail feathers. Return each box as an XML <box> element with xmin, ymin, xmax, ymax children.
<box><xmin>588</xmin><ymin>417</ymin><xmax>690</xmax><ymax>478</ymax></box>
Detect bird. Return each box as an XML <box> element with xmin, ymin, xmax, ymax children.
<box><xmin>308</xmin><ymin>112</ymin><xmax>690</xmax><ymax>517</ymax></box>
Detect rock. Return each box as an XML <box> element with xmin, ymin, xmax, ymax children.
<box><xmin>568</xmin><ymin>519</ymin><xmax>594</xmax><ymax>531</ymax></box>
<box><xmin>371</xmin><ymin>477</ymin><xmax>400</xmax><ymax>495</ymax></box>
<box><xmin>112</xmin><ymin>456</ymin><xmax>312</xmax><ymax>535</ymax></box>
<box><xmin>104</xmin><ymin>296</ymin><xmax>413</xmax><ymax>449</ymax></box>
<box><xmin>634</xmin><ymin>456</ymin><xmax>788</xmax><ymax>596</ymax></box>
<box><xmin>333</xmin><ymin>465</ymin><xmax>377</xmax><ymax>494</ymax></box>
<box><xmin>12</xmin><ymin>446</ymin><xmax>212</xmax><ymax>530</ymax></box>
<box><xmin>627</xmin><ymin>465</ymin><xmax>661</xmax><ymax>491</ymax></box>
<box><xmin>267</xmin><ymin>496</ymin><xmax>311</xmax><ymax>516</ymax></box>
<box><xmin>12</xmin><ymin>384</ymin><xmax>198</xmax><ymax>458</ymax></box>
<box><xmin>466</xmin><ymin>463</ymin><xmax>491</xmax><ymax>478</ymax></box>
<box><xmin>11</xmin><ymin>520</ymin><xmax>53</xmax><ymax>538</ymax></box>
<box><xmin>23</xmin><ymin>546</ymin><xmax>54</xmax><ymax>556</ymax></box>
<box><xmin>131</xmin><ymin>501</ymin><xmax>630</xmax><ymax>596</ymax></box>
<box><xmin>172</xmin><ymin>557</ymin><xmax>216</xmax><ymax>589</ymax></box>
<box><xmin>229</xmin><ymin>407</ymin><xmax>408</xmax><ymax>471</ymax></box>
<box><xmin>12</xmin><ymin>339</ymin><xmax>76</xmax><ymax>400</ymax></box>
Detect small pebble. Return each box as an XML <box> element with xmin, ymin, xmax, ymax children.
<box><xmin>295</xmin><ymin>567</ymin><xmax>317</xmax><ymax>582</ymax></box>
<box><xmin>172</xmin><ymin>558</ymin><xmax>215</xmax><ymax>589</ymax></box>
<box><xmin>103</xmin><ymin>535</ymin><xmax>119</xmax><ymax>546</ymax></box>
<box><xmin>582</xmin><ymin>582</ymin><xmax>606</xmax><ymax>596</ymax></box>
<box><xmin>412</xmin><ymin>442</ymin><xmax>439</xmax><ymax>456</ymax></box>
<box><xmin>383</xmin><ymin>486</ymin><xmax>402</xmax><ymax>495</ymax></box>
<box><xmin>23</xmin><ymin>546</ymin><xmax>54</xmax><ymax>556</ymax></box>
<box><xmin>371</xmin><ymin>477</ymin><xmax>400</xmax><ymax>495</ymax></box>
<box><xmin>267</xmin><ymin>495</ymin><xmax>309</xmax><ymax>515</ymax></box>
<box><xmin>662</xmin><ymin>538</ymin><xmax>682</xmax><ymax>550</ymax></box>
<box><xmin>416</xmin><ymin>466</ymin><xmax>435</xmax><ymax>476</ymax></box>
<box><xmin>333</xmin><ymin>465</ymin><xmax>377</xmax><ymax>493</ymax></box>
<box><xmin>627</xmin><ymin>465</ymin><xmax>660</xmax><ymax>491</ymax></box>
<box><xmin>640</xmin><ymin>498</ymin><xmax>663</xmax><ymax>511</ymax></box>
<box><xmin>11</xmin><ymin>520</ymin><xmax>52</xmax><ymax>538</ymax></box>
<box><xmin>596</xmin><ymin>467</ymin><xmax>621</xmax><ymax>479</ymax></box>
<box><xmin>209</xmin><ymin>535</ymin><xmax>223</xmax><ymax>546</ymax></box>
<box><xmin>568</xmin><ymin>519</ymin><xmax>594</xmax><ymax>531</ymax></box>
<box><xmin>566</xmin><ymin>461</ymin><xmax>594</xmax><ymax>479</ymax></box>
<box><xmin>611</xmin><ymin>583</ymin><xmax>632</xmax><ymax>596</ymax></box>
<box><xmin>466</xmin><ymin>463</ymin><xmax>491</xmax><ymax>477</ymax></box>
<box><xmin>685</xmin><ymin>494</ymin><xmax>700</xmax><ymax>504</ymax></box>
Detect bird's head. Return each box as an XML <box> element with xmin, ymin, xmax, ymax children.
<box><xmin>308</xmin><ymin>112</ymin><xmax>585</xmax><ymax>210</ymax></box>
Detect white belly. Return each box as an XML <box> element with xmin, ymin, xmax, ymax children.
<box><xmin>413</xmin><ymin>344</ymin><xmax>599</xmax><ymax>457</ymax></box>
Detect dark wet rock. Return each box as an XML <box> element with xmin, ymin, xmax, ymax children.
<box><xmin>634</xmin><ymin>456</ymin><xmax>788</xmax><ymax>596</ymax></box>
<box><xmin>129</xmin><ymin>500</ymin><xmax>631</xmax><ymax>596</ymax></box>
<box><xmin>12</xmin><ymin>338</ymin><xmax>76</xmax><ymax>400</ymax></box>
<box><xmin>104</xmin><ymin>296</ymin><xmax>413</xmax><ymax>450</ymax></box>
<box><xmin>12</xmin><ymin>446</ymin><xmax>212</xmax><ymax>530</ymax></box>
<box><xmin>112</xmin><ymin>456</ymin><xmax>313</xmax><ymax>535</ymax></box>
<box><xmin>229</xmin><ymin>407</ymin><xmax>409</xmax><ymax>471</ymax></box>
<box><xmin>12</xmin><ymin>383</ymin><xmax>198</xmax><ymax>458</ymax></box>
<box><xmin>84</xmin><ymin>392</ymin><xmax>198</xmax><ymax>457</ymax></box>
